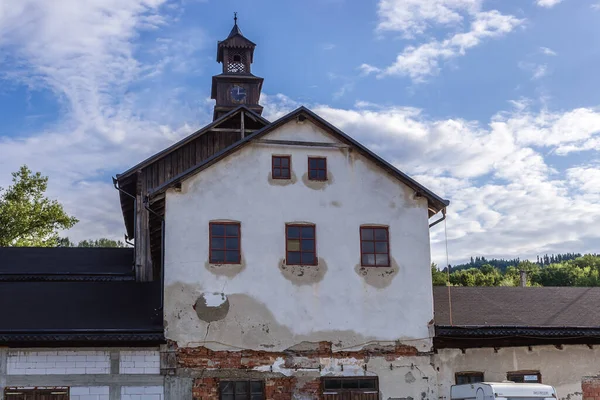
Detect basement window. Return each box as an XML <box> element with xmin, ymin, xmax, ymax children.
<box><xmin>360</xmin><ymin>226</ymin><xmax>390</xmax><ymax>267</ymax></box>
<box><xmin>455</xmin><ymin>372</ymin><xmax>484</xmax><ymax>385</ymax></box>
<box><xmin>210</xmin><ymin>222</ymin><xmax>241</xmax><ymax>264</ymax></box>
<box><xmin>220</xmin><ymin>381</ymin><xmax>264</xmax><ymax>400</ymax></box>
<box><xmin>308</xmin><ymin>157</ymin><xmax>327</xmax><ymax>181</ymax></box>
<box><xmin>507</xmin><ymin>371</ymin><xmax>541</xmax><ymax>383</ymax></box>
<box><xmin>286</xmin><ymin>224</ymin><xmax>316</xmax><ymax>265</ymax></box>
<box><xmin>272</xmin><ymin>155</ymin><xmax>291</xmax><ymax>179</ymax></box>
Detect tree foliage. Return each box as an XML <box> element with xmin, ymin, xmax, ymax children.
<box><xmin>433</xmin><ymin>254</ymin><xmax>600</xmax><ymax>287</ymax></box>
<box><xmin>0</xmin><ymin>166</ymin><xmax>78</xmax><ymax>247</ymax></box>
<box><xmin>58</xmin><ymin>237</ymin><xmax>126</xmax><ymax>248</ymax></box>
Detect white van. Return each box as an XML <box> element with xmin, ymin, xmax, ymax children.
<box><xmin>451</xmin><ymin>382</ymin><xmax>557</xmax><ymax>400</ymax></box>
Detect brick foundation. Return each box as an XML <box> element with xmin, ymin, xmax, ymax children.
<box><xmin>582</xmin><ymin>377</ymin><xmax>600</xmax><ymax>400</ymax></box>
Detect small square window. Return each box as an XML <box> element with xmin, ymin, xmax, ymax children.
<box><xmin>210</xmin><ymin>222</ymin><xmax>241</xmax><ymax>264</ymax></box>
<box><xmin>286</xmin><ymin>224</ymin><xmax>316</xmax><ymax>265</ymax></box>
<box><xmin>360</xmin><ymin>226</ymin><xmax>390</xmax><ymax>267</ymax></box>
<box><xmin>272</xmin><ymin>156</ymin><xmax>291</xmax><ymax>179</ymax></box>
<box><xmin>455</xmin><ymin>372</ymin><xmax>484</xmax><ymax>385</ymax></box>
<box><xmin>308</xmin><ymin>157</ymin><xmax>327</xmax><ymax>181</ymax></box>
<box><xmin>507</xmin><ymin>371</ymin><xmax>541</xmax><ymax>383</ymax></box>
<box><xmin>220</xmin><ymin>381</ymin><xmax>264</xmax><ymax>400</ymax></box>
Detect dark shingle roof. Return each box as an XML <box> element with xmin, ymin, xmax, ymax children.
<box><xmin>434</xmin><ymin>286</ymin><xmax>600</xmax><ymax>327</ymax></box>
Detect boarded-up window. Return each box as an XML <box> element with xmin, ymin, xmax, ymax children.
<box><xmin>507</xmin><ymin>371</ymin><xmax>541</xmax><ymax>383</ymax></box>
<box><xmin>4</xmin><ymin>387</ymin><xmax>69</xmax><ymax>400</ymax></box>
<box><xmin>322</xmin><ymin>377</ymin><xmax>378</xmax><ymax>400</ymax></box>
<box><xmin>220</xmin><ymin>381</ymin><xmax>264</xmax><ymax>400</ymax></box>
<box><xmin>455</xmin><ymin>372</ymin><xmax>484</xmax><ymax>384</ymax></box>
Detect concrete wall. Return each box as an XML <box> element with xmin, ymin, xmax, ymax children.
<box><xmin>436</xmin><ymin>345</ymin><xmax>600</xmax><ymax>400</ymax></box>
<box><xmin>163</xmin><ymin>118</ymin><xmax>434</xmax><ymax>352</ymax></box>
<box><xmin>0</xmin><ymin>348</ymin><xmax>163</xmax><ymax>400</ymax></box>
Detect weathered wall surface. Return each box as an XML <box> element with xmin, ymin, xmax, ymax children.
<box><xmin>164</xmin><ymin>119</ymin><xmax>434</xmax><ymax>352</ymax></box>
<box><xmin>436</xmin><ymin>345</ymin><xmax>600</xmax><ymax>400</ymax></box>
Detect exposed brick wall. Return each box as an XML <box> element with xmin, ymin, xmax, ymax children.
<box><xmin>582</xmin><ymin>377</ymin><xmax>600</xmax><ymax>400</ymax></box>
<box><xmin>176</xmin><ymin>341</ymin><xmax>418</xmax><ymax>370</ymax></box>
<box><xmin>193</xmin><ymin>377</ymin><xmax>220</xmax><ymax>400</ymax></box>
<box><xmin>192</xmin><ymin>377</ymin><xmax>316</xmax><ymax>400</ymax></box>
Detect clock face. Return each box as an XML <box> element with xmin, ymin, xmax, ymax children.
<box><xmin>230</xmin><ymin>85</ymin><xmax>247</xmax><ymax>103</ymax></box>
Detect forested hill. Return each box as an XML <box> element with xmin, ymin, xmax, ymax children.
<box><xmin>449</xmin><ymin>253</ymin><xmax>583</xmax><ymax>273</ymax></box>
<box><xmin>433</xmin><ymin>253</ymin><xmax>600</xmax><ymax>287</ymax></box>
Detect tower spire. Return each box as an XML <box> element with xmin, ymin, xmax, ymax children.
<box><xmin>234</xmin><ymin>12</ymin><xmax>237</xmax><ymax>25</ymax></box>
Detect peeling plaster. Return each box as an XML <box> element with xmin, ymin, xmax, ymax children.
<box><xmin>278</xmin><ymin>257</ymin><xmax>328</xmax><ymax>285</ymax></box>
<box><xmin>194</xmin><ymin>293</ymin><xmax>230</xmax><ymax>322</ymax></box>
<box><xmin>354</xmin><ymin>258</ymin><xmax>400</xmax><ymax>289</ymax></box>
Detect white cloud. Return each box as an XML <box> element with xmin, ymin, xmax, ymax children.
<box><xmin>593</xmin><ymin>3</ymin><xmax>600</xmax><ymax>10</ymax></box>
<box><xmin>322</xmin><ymin>43</ymin><xmax>336</xmax><ymax>51</ymax></box>
<box><xmin>0</xmin><ymin>0</ymin><xmax>211</xmax><ymax>241</ymax></box>
<box><xmin>375</xmin><ymin>11</ymin><xmax>523</xmax><ymax>81</ymax></box>
<box><xmin>536</xmin><ymin>0</ymin><xmax>563</xmax><ymax>8</ymax></box>
<box><xmin>262</xmin><ymin>94</ymin><xmax>600</xmax><ymax>264</ymax></box>
<box><xmin>376</xmin><ymin>0</ymin><xmax>482</xmax><ymax>37</ymax></box>
<box><xmin>540</xmin><ymin>46</ymin><xmax>557</xmax><ymax>56</ymax></box>
<box><xmin>519</xmin><ymin>62</ymin><xmax>548</xmax><ymax>80</ymax></box>
<box><xmin>358</xmin><ymin>64</ymin><xmax>381</xmax><ymax>76</ymax></box>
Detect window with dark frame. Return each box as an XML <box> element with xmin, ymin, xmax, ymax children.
<box><xmin>455</xmin><ymin>372</ymin><xmax>484</xmax><ymax>385</ymax></box>
<box><xmin>220</xmin><ymin>381</ymin><xmax>264</xmax><ymax>400</ymax></box>
<box><xmin>507</xmin><ymin>371</ymin><xmax>541</xmax><ymax>383</ymax></box>
<box><xmin>272</xmin><ymin>156</ymin><xmax>291</xmax><ymax>179</ymax></box>
<box><xmin>4</xmin><ymin>387</ymin><xmax>69</xmax><ymax>399</ymax></box>
<box><xmin>360</xmin><ymin>226</ymin><xmax>390</xmax><ymax>267</ymax></box>
<box><xmin>209</xmin><ymin>222</ymin><xmax>241</xmax><ymax>264</ymax></box>
<box><xmin>322</xmin><ymin>377</ymin><xmax>378</xmax><ymax>392</ymax></box>
<box><xmin>286</xmin><ymin>224</ymin><xmax>316</xmax><ymax>265</ymax></box>
<box><xmin>308</xmin><ymin>157</ymin><xmax>327</xmax><ymax>181</ymax></box>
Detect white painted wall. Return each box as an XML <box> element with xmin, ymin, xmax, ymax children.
<box><xmin>164</xmin><ymin>119</ymin><xmax>434</xmax><ymax>351</ymax></box>
<box><xmin>7</xmin><ymin>350</ymin><xmax>110</xmax><ymax>375</ymax></box>
<box><xmin>70</xmin><ymin>386</ymin><xmax>110</xmax><ymax>400</ymax></box>
<box><xmin>120</xmin><ymin>351</ymin><xmax>160</xmax><ymax>374</ymax></box>
<box><xmin>436</xmin><ymin>346</ymin><xmax>600</xmax><ymax>400</ymax></box>
<box><xmin>121</xmin><ymin>386</ymin><xmax>164</xmax><ymax>400</ymax></box>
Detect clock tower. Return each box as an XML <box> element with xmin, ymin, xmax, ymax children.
<box><xmin>211</xmin><ymin>14</ymin><xmax>264</xmax><ymax>121</ymax></box>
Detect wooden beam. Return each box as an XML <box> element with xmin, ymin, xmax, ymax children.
<box><xmin>241</xmin><ymin>111</ymin><xmax>245</xmax><ymax>138</ymax></box>
<box><xmin>210</xmin><ymin>128</ymin><xmax>257</xmax><ymax>133</ymax></box>
<box><xmin>254</xmin><ymin>139</ymin><xmax>349</xmax><ymax>148</ymax></box>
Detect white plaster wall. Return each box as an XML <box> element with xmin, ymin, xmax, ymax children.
<box><xmin>120</xmin><ymin>350</ymin><xmax>160</xmax><ymax>374</ymax></box>
<box><xmin>164</xmin><ymin>119</ymin><xmax>434</xmax><ymax>351</ymax></box>
<box><xmin>6</xmin><ymin>350</ymin><xmax>110</xmax><ymax>375</ymax></box>
<box><xmin>70</xmin><ymin>386</ymin><xmax>110</xmax><ymax>400</ymax></box>
<box><xmin>121</xmin><ymin>386</ymin><xmax>164</xmax><ymax>400</ymax></box>
<box><xmin>436</xmin><ymin>346</ymin><xmax>600</xmax><ymax>400</ymax></box>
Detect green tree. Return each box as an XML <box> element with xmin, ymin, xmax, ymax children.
<box><xmin>431</xmin><ymin>263</ymin><xmax>448</xmax><ymax>286</ymax></box>
<box><xmin>59</xmin><ymin>237</ymin><xmax>126</xmax><ymax>248</ymax></box>
<box><xmin>0</xmin><ymin>166</ymin><xmax>78</xmax><ymax>247</ymax></box>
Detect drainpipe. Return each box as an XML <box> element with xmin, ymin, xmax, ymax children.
<box><xmin>144</xmin><ymin>196</ymin><xmax>165</xmax><ymax>312</ymax></box>
<box><xmin>429</xmin><ymin>207</ymin><xmax>447</xmax><ymax>228</ymax></box>
<box><xmin>112</xmin><ymin>177</ymin><xmax>136</xmax><ymax>269</ymax></box>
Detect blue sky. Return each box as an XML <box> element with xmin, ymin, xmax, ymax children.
<box><xmin>1</xmin><ymin>0</ymin><xmax>600</xmax><ymax>265</ymax></box>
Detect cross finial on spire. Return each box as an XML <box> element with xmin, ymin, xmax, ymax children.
<box><xmin>234</xmin><ymin>12</ymin><xmax>238</xmax><ymax>25</ymax></box>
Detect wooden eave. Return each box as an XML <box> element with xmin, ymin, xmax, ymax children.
<box><xmin>148</xmin><ymin>106</ymin><xmax>450</xmax><ymax>217</ymax></box>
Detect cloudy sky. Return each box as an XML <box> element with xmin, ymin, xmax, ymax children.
<box><xmin>1</xmin><ymin>0</ymin><xmax>599</xmax><ymax>265</ymax></box>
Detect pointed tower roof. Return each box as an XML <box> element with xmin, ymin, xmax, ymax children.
<box><xmin>217</xmin><ymin>14</ymin><xmax>256</xmax><ymax>63</ymax></box>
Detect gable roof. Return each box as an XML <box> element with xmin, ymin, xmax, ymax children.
<box><xmin>148</xmin><ymin>106</ymin><xmax>449</xmax><ymax>215</ymax></box>
<box><xmin>117</xmin><ymin>105</ymin><xmax>269</xmax><ymax>180</ymax></box>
